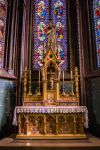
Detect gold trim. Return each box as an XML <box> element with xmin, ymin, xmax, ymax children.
<box><xmin>16</xmin><ymin>134</ymin><xmax>87</xmax><ymax>140</ymax></box>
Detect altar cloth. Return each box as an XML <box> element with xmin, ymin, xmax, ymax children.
<box><xmin>13</xmin><ymin>106</ymin><xmax>88</xmax><ymax>128</ymax></box>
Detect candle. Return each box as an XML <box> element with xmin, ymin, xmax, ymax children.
<box><xmin>57</xmin><ymin>44</ymin><xmax>59</xmax><ymax>57</ymax></box>
<box><xmin>39</xmin><ymin>70</ymin><xmax>40</xmax><ymax>82</ymax></box>
<box><xmin>63</xmin><ymin>71</ymin><xmax>64</xmax><ymax>82</ymax></box>
<box><xmin>30</xmin><ymin>70</ymin><xmax>31</xmax><ymax>81</ymax></box>
<box><xmin>38</xmin><ymin>70</ymin><xmax>41</xmax><ymax>95</ymax></box>
<box><xmin>71</xmin><ymin>70</ymin><xmax>73</xmax><ymax>80</ymax></box>
<box><xmin>44</xmin><ymin>42</ymin><xmax>46</xmax><ymax>54</ymax></box>
<box><xmin>43</xmin><ymin>43</ymin><xmax>44</xmax><ymax>61</ymax></box>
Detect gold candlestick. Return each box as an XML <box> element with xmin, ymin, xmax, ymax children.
<box><xmin>23</xmin><ymin>68</ymin><xmax>27</xmax><ymax>97</ymax></box>
<box><xmin>74</xmin><ymin>67</ymin><xmax>79</xmax><ymax>98</ymax></box>
<box><xmin>70</xmin><ymin>70</ymin><xmax>74</xmax><ymax>96</ymax></box>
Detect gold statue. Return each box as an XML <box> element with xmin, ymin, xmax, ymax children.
<box><xmin>47</xmin><ymin>22</ymin><xmax>56</xmax><ymax>50</ymax></box>
<box><xmin>49</xmin><ymin>73</ymin><xmax>54</xmax><ymax>90</ymax></box>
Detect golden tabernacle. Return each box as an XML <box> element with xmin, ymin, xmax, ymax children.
<box><xmin>13</xmin><ymin>23</ymin><xmax>88</xmax><ymax>139</ymax></box>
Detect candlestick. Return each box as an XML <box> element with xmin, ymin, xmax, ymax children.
<box><xmin>74</xmin><ymin>67</ymin><xmax>79</xmax><ymax>98</ymax></box>
<box><xmin>23</xmin><ymin>68</ymin><xmax>27</xmax><ymax>97</ymax></box>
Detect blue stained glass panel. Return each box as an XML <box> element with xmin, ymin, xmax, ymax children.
<box><xmin>35</xmin><ymin>0</ymin><xmax>49</xmax><ymax>20</ymax></box>
<box><xmin>94</xmin><ymin>19</ymin><xmax>100</xmax><ymax>41</ymax></box>
<box><xmin>51</xmin><ymin>0</ymin><xmax>66</xmax><ymax>20</ymax></box>
<box><xmin>51</xmin><ymin>0</ymin><xmax>67</xmax><ymax>70</ymax></box>
<box><xmin>96</xmin><ymin>42</ymin><xmax>100</xmax><ymax>67</ymax></box>
<box><xmin>34</xmin><ymin>0</ymin><xmax>49</xmax><ymax>69</ymax></box>
<box><xmin>93</xmin><ymin>0</ymin><xmax>100</xmax><ymax>67</ymax></box>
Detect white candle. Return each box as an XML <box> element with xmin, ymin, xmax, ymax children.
<box><xmin>57</xmin><ymin>44</ymin><xmax>59</xmax><ymax>57</ymax></box>
<box><xmin>30</xmin><ymin>70</ymin><xmax>31</xmax><ymax>81</ymax></box>
<box><xmin>39</xmin><ymin>70</ymin><xmax>40</xmax><ymax>82</ymax></box>
<box><xmin>42</xmin><ymin>43</ymin><xmax>44</xmax><ymax>62</ymax></box>
<box><xmin>71</xmin><ymin>70</ymin><xmax>73</xmax><ymax>80</ymax></box>
<box><xmin>63</xmin><ymin>71</ymin><xmax>64</xmax><ymax>82</ymax></box>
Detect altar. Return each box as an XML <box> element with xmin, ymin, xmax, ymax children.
<box><xmin>13</xmin><ymin>22</ymin><xmax>88</xmax><ymax>139</ymax></box>
<box><xmin>13</xmin><ymin>106</ymin><xmax>88</xmax><ymax>139</ymax></box>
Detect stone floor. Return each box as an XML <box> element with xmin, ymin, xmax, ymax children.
<box><xmin>0</xmin><ymin>134</ymin><xmax>100</xmax><ymax>150</ymax></box>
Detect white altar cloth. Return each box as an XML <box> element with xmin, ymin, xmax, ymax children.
<box><xmin>13</xmin><ymin>106</ymin><xmax>88</xmax><ymax>128</ymax></box>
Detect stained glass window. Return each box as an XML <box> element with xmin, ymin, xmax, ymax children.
<box><xmin>0</xmin><ymin>0</ymin><xmax>7</xmax><ymax>68</ymax></box>
<box><xmin>34</xmin><ymin>0</ymin><xmax>67</xmax><ymax>70</ymax></box>
<box><xmin>51</xmin><ymin>0</ymin><xmax>67</xmax><ymax>70</ymax></box>
<box><xmin>34</xmin><ymin>0</ymin><xmax>49</xmax><ymax>68</ymax></box>
<box><xmin>93</xmin><ymin>0</ymin><xmax>100</xmax><ymax>67</ymax></box>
